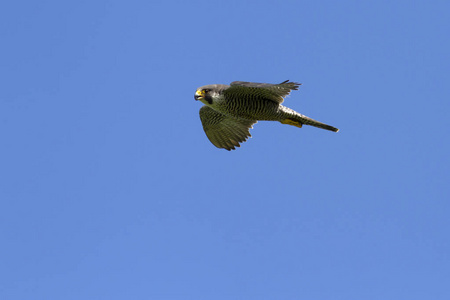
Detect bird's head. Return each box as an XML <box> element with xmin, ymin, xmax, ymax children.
<box><xmin>194</xmin><ymin>84</ymin><xmax>228</xmax><ymax>105</ymax></box>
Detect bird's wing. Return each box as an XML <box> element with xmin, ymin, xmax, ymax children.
<box><xmin>199</xmin><ymin>106</ymin><xmax>257</xmax><ymax>151</ymax></box>
<box><xmin>228</xmin><ymin>80</ymin><xmax>301</xmax><ymax>104</ymax></box>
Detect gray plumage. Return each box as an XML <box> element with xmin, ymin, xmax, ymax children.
<box><xmin>194</xmin><ymin>80</ymin><xmax>339</xmax><ymax>150</ymax></box>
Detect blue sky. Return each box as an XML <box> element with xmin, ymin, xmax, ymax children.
<box><xmin>1</xmin><ymin>0</ymin><xmax>449</xmax><ymax>299</ymax></box>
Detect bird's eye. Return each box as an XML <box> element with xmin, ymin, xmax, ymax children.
<box><xmin>203</xmin><ymin>89</ymin><xmax>209</xmax><ymax>93</ymax></box>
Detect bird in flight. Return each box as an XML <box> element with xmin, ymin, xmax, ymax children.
<box><xmin>195</xmin><ymin>80</ymin><xmax>339</xmax><ymax>150</ymax></box>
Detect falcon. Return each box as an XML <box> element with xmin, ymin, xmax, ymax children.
<box><xmin>194</xmin><ymin>80</ymin><xmax>338</xmax><ymax>150</ymax></box>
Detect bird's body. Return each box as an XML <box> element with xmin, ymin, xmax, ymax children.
<box><xmin>195</xmin><ymin>80</ymin><xmax>338</xmax><ymax>150</ymax></box>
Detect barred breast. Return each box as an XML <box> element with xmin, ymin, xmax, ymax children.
<box><xmin>215</xmin><ymin>93</ymin><xmax>284</xmax><ymax>121</ymax></box>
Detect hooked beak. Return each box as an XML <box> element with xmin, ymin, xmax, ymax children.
<box><xmin>194</xmin><ymin>89</ymin><xmax>204</xmax><ymax>101</ymax></box>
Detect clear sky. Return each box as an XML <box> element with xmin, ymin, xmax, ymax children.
<box><xmin>1</xmin><ymin>0</ymin><xmax>449</xmax><ymax>299</ymax></box>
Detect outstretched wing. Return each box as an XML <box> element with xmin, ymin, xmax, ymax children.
<box><xmin>199</xmin><ymin>106</ymin><xmax>257</xmax><ymax>151</ymax></box>
<box><xmin>227</xmin><ymin>80</ymin><xmax>301</xmax><ymax>104</ymax></box>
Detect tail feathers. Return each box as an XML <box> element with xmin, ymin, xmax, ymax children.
<box><xmin>281</xmin><ymin>116</ymin><xmax>339</xmax><ymax>132</ymax></box>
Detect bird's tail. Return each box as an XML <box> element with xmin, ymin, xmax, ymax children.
<box><xmin>280</xmin><ymin>115</ymin><xmax>339</xmax><ymax>132</ymax></box>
